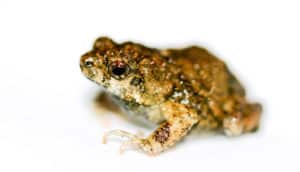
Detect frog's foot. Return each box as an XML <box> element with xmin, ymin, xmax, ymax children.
<box><xmin>223</xmin><ymin>116</ymin><xmax>243</xmax><ymax>136</ymax></box>
<box><xmin>223</xmin><ymin>103</ymin><xmax>262</xmax><ymax>136</ymax></box>
<box><xmin>102</xmin><ymin>130</ymin><xmax>152</xmax><ymax>155</ymax></box>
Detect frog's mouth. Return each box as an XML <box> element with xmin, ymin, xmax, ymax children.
<box><xmin>80</xmin><ymin>64</ymin><xmax>99</xmax><ymax>84</ymax></box>
<box><xmin>80</xmin><ymin>64</ymin><xmax>94</xmax><ymax>78</ymax></box>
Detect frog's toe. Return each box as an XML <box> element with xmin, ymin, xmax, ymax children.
<box><xmin>102</xmin><ymin>129</ymin><xmax>138</xmax><ymax>144</ymax></box>
<box><xmin>119</xmin><ymin>138</ymin><xmax>143</xmax><ymax>154</ymax></box>
<box><xmin>102</xmin><ymin>129</ymin><xmax>149</xmax><ymax>154</ymax></box>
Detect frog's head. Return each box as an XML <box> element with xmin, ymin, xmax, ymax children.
<box><xmin>80</xmin><ymin>37</ymin><xmax>173</xmax><ymax>105</ymax></box>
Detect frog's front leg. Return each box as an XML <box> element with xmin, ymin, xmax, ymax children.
<box><xmin>103</xmin><ymin>101</ymin><xmax>199</xmax><ymax>155</ymax></box>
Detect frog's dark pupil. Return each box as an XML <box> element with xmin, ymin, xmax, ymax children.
<box><xmin>112</xmin><ymin>66</ymin><xmax>126</xmax><ymax>75</ymax></box>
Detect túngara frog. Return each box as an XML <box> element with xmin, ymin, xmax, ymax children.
<box><xmin>80</xmin><ymin>37</ymin><xmax>262</xmax><ymax>155</ymax></box>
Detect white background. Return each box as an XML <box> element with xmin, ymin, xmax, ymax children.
<box><xmin>1</xmin><ymin>0</ymin><xmax>299</xmax><ymax>171</ymax></box>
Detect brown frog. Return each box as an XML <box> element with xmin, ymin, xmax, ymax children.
<box><xmin>80</xmin><ymin>37</ymin><xmax>262</xmax><ymax>155</ymax></box>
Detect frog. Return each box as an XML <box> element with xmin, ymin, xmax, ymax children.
<box><xmin>80</xmin><ymin>37</ymin><xmax>262</xmax><ymax>155</ymax></box>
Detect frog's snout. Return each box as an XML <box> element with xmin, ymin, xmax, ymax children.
<box><xmin>80</xmin><ymin>53</ymin><xmax>95</xmax><ymax>68</ymax></box>
<box><xmin>80</xmin><ymin>53</ymin><xmax>96</xmax><ymax>79</ymax></box>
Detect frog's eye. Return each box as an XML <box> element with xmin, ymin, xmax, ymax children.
<box><xmin>84</xmin><ymin>58</ymin><xmax>94</xmax><ymax>68</ymax></box>
<box><xmin>110</xmin><ymin>60</ymin><xmax>129</xmax><ymax>79</ymax></box>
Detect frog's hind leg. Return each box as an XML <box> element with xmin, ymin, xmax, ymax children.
<box><xmin>223</xmin><ymin>103</ymin><xmax>262</xmax><ymax>136</ymax></box>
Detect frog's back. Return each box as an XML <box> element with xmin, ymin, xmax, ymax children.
<box><xmin>162</xmin><ymin>46</ymin><xmax>245</xmax><ymax>102</ymax></box>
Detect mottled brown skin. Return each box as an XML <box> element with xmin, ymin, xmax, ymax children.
<box><xmin>80</xmin><ymin>37</ymin><xmax>262</xmax><ymax>155</ymax></box>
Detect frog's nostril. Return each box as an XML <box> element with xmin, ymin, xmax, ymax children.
<box><xmin>84</xmin><ymin>60</ymin><xmax>94</xmax><ymax>67</ymax></box>
<box><xmin>83</xmin><ymin>57</ymin><xmax>95</xmax><ymax>68</ymax></box>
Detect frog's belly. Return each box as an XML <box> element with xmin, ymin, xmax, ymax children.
<box><xmin>111</xmin><ymin>96</ymin><xmax>165</xmax><ymax>127</ymax></box>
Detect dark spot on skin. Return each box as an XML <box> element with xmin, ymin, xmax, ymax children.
<box><xmin>154</xmin><ymin>122</ymin><xmax>170</xmax><ymax>144</ymax></box>
<box><xmin>130</xmin><ymin>77</ymin><xmax>143</xmax><ymax>86</ymax></box>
